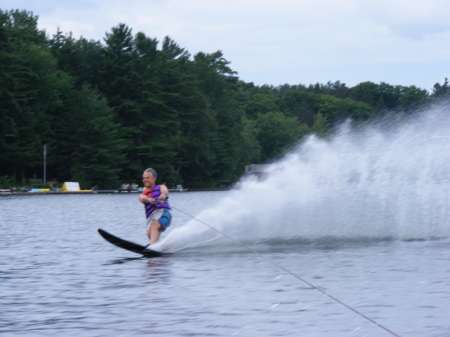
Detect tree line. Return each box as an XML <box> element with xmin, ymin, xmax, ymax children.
<box><xmin>1</xmin><ymin>9</ymin><xmax>449</xmax><ymax>189</ymax></box>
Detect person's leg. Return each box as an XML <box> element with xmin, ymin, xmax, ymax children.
<box><xmin>147</xmin><ymin>219</ymin><xmax>162</xmax><ymax>244</ymax></box>
<box><xmin>146</xmin><ymin>209</ymin><xmax>172</xmax><ymax>245</ymax></box>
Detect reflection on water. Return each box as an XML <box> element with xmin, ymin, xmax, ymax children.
<box><xmin>144</xmin><ymin>259</ymin><xmax>172</xmax><ymax>285</ymax></box>
<box><xmin>108</xmin><ymin>257</ymin><xmax>147</xmax><ymax>265</ymax></box>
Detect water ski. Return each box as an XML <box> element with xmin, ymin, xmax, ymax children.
<box><xmin>98</xmin><ymin>228</ymin><xmax>165</xmax><ymax>258</ymax></box>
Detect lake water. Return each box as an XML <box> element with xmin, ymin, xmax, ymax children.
<box><xmin>0</xmin><ymin>191</ymin><xmax>449</xmax><ymax>337</ymax></box>
<box><xmin>1</xmin><ymin>103</ymin><xmax>450</xmax><ymax>336</ymax></box>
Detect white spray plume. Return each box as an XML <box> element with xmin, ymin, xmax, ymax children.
<box><xmin>152</xmin><ymin>102</ymin><xmax>450</xmax><ymax>252</ymax></box>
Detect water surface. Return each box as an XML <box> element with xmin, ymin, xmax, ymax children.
<box><xmin>1</xmin><ymin>193</ymin><xmax>449</xmax><ymax>337</ymax></box>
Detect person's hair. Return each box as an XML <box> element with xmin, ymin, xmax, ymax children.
<box><xmin>144</xmin><ymin>168</ymin><xmax>157</xmax><ymax>178</ymax></box>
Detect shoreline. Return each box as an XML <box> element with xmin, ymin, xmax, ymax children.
<box><xmin>0</xmin><ymin>187</ymin><xmax>231</xmax><ymax>196</ymax></box>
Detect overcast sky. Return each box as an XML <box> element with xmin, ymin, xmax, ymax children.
<box><xmin>3</xmin><ymin>0</ymin><xmax>450</xmax><ymax>91</ymax></box>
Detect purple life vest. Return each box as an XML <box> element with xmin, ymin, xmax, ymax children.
<box><xmin>142</xmin><ymin>185</ymin><xmax>171</xmax><ymax>219</ymax></box>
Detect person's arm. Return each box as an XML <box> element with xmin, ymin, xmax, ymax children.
<box><xmin>158</xmin><ymin>184</ymin><xmax>169</xmax><ymax>202</ymax></box>
<box><xmin>139</xmin><ymin>191</ymin><xmax>155</xmax><ymax>204</ymax></box>
<box><xmin>138</xmin><ymin>193</ymin><xmax>147</xmax><ymax>204</ymax></box>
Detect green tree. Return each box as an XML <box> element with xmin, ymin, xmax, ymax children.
<box><xmin>280</xmin><ymin>90</ymin><xmax>317</xmax><ymax>126</ymax></box>
<box><xmin>350</xmin><ymin>81</ymin><xmax>429</xmax><ymax>112</ymax></box>
<box><xmin>239</xmin><ymin>116</ymin><xmax>262</xmax><ymax>164</ymax></box>
<box><xmin>311</xmin><ymin>112</ymin><xmax>329</xmax><ymax>137</ymax></box>
<box><xmin>242</xmin><ymin>84</ymin><xmax>281</xmax><ymax>118</ymax></box>
<box><xmin>49</xmin><ymin>30</ymin><xmax>103</xmax><ymax>88</ymax></box>
<box><xmin>398</xmin><ymin>85</ymin><xmax>430</xmax><ymax>111</ymax></box>
<box><xmin>100</xmin><ymin>24</ymin><xmax>144</xmax><ymax>179</ymax></box>
<box><xmin>308</xmin><ymin>81</ymin><xmax>351</xmax><ymax>99</ymax></box>
<box><xmin>0</xmin><ymin>12</ymin><xmax>21</xmax><ymax>178</ymax></box>
<box><xmin>1</xmin><ymin>9</ymin><xmax>46</xmax><ymax>47</ymax></box>
<box><xmin>432</xmin><ymin>78</ymin><xmax>450</xmax><ymax>99</ymax></box>
<box><xmin>51</xmin><ymin>85</ymin><xmax>126</xmax><ymax>188</ymax></box>
<box><xmin>190</xmin><ymin>51</ymin><xmax>247</xmax><ymax>186</ymax></box>
<box><xmin>351</xmin><ymin>81</ymin><xmax>385</xmax><ymax>109</ymax></box>
<box><xmin>255</xmin><ymin>110</ymin><xmax>309</xmax><ymax>161</ymax></box>
<box><xmin>316</xmin><ymin>95</ymin><xmax>376</xmax><ymax>124</ymax></box>
<box><xmin>133</xmin><ymin>35</ymin><xmax>190</xmax><ymax>184</ymax></box>
<box><xmin>101</xmin><ymin>23</ymin><xmax>139</xmax><ymax>108</ymax></box>
<box><xmin>0</xmin><ymin>10</ymin><xmax>63</xmax><ymax>183</ymax></box>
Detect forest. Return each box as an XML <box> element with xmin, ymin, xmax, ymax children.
<box><xmin>1</xmin><ymin>9</ymin><xmax>449</xmax><ymax>189</ymax></box>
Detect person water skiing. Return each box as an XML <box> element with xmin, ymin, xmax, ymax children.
<box><xmin>138</xmin><ymin>168</ymin><xmax>172</xmax><ymax>245</ymax></box>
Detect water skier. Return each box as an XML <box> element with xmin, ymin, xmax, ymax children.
<box><xmin>138</xmin><ymin>168</ymin><xmax>172</xmax><ymax>245</ymax></box>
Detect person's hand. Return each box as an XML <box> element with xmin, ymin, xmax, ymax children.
<box><xmin>145</xmin><ymin>196</ymin><xmax>156</xmax><ymax>204</ymax></box>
